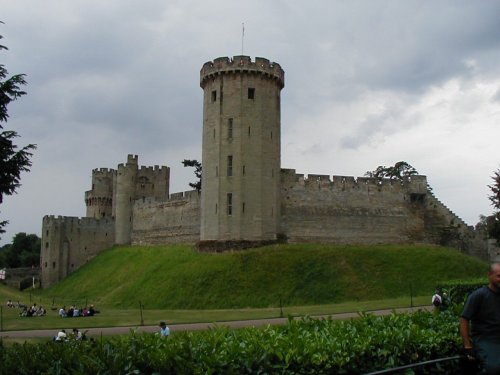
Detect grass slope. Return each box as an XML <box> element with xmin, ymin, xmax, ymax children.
<box><xmin>35</xmin><ymin>244</ymin><xmax>487</xmax><ymax>309</ymax></box>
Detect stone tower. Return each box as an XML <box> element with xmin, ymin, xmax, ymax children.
<box><xmin>199</xmin><ymin>56</ymin><xmax>285</xmax><ymax>241</ymax></box>
<box><xmin>85</xmin><ymin>168</ymin><xmax>115</xmax><ymax>219</ymax></box>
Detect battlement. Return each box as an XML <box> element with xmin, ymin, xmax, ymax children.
<box><xmin>281</xmin><ymin>169</ymin><xmax>428</xmax><ymax>193</ymax></box>
<box><xmin>43</xmin><ymin>215</ymin><xmax>114</xmax><ymax>227</ymax></box>
<box><xmin>127</xmin><ymin>154</ymin><xmax>138</xmax><ymax>164</ymax></box>
<box><xmin>92</xmin><ymin>167</ymin><xmax>116</xmax><ymax>174</ymax></box>
<box><xmin>134</xmin><ymin>190</ymin><xmax>200</xmax><ymax>208</ymax></box>
<box><xmin>138</xmin><ymin>165</ymin><xmax>169</xmax><ymax>173</ymax></box>
<box><xmin>200</xmin><ymin>56</ymin><xmax>284</xmax><ymax>89</ymax></box>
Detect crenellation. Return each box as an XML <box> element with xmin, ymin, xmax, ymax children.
<box><xmin>200</xmin><ymin>56</ymin><xmax>285</xmax><ymax>89</ymax></box>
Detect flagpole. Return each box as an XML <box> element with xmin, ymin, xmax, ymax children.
<box><xmin>241</xmin><ymin>22</ymin><xmax>245</xmax><ymax>55</ymax></box>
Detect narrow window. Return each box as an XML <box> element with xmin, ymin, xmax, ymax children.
<box><xmin>228</xmin><ymin>118</ymin><xmax>233</xmax><ymax>139</ymax></box>
<box><xmin>242</xmin><ymin>202</ymin><xmax>245</xmax><ymax>213</ymax></box>
<box><xmin>227</xmin><ymin>155</ymin><xmax>233</xmax><ymax>176</ymax></box>
<box><xmin>44</xmin><ymin>262</ymin><xmax>47</xmax><ymax>268</ymax></box>
<box><xmin>211</xmin><ymin>90</ymin><xmax>217</xmax><ymax>102</ymax></box>
<box><xmin>271</xmin><ymin>131</ymin><xmax>273</xmax><ymax>140</ymax></box>
<box><xmin>52</xmin><ymin>262</ymin><xmax>56</xmax><ymax>268</ymax></box>
<box><xmin>215</xmin><ymin>204</ymin><xmax>218</xmax><ymax>214</ymax></box>
<box><xmin>216</xmin><ymin>166</ymin><xmax>218</xmax><ymax>177</ymax></box>
<box><xmin>45</xmin><ymin>242</ymin><xmax>49</xmax><ymax>249</ymax></box>
<box><xmin>227</xmin><ymin>193</ymin><xmax>233</xmax><ymax>215</ymax></box>
<box><xmin>248</xmin><ymin>126</ymin><xmax>251</xmax><ymax>136</ymax></box>
<box><xmin>242</xmin><ymin>165</ymin><xmax>245</xmax><ymax>175</ymax></box>
<box><xmin>248</xmin><ymin>87</ymin><xmax>255</xmax><ymax>99</ymax></box>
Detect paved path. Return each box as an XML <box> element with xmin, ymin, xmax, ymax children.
<box><xmin>0</xmin><ymin>306</ymin><xmax>432</xmax><ymax>339</ymax></box>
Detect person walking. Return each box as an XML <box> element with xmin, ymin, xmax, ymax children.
<box><xmin>460</xmin><ymin>262</ymin><xmax>500</xmax><ymax>374</ymax></box>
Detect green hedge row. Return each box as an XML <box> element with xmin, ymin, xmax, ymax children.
<box><xmin>435</xmin><ymin>278</ymin><xmax>487</xmax><ymax>312</ymax></box>
<box><xmin>0</xmin><ymin>310</ymin><xmax>463</xmax><ymax>375</ymax></box>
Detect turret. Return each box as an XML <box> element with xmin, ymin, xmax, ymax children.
<box><xmin>85</xmin><ymin>168</ymin><xmax>115</xmax><ymax>219</ymax></box>
<box><xmin>200</xmin><ymin>56</ymin><xmax>284</xmax><ymax>241</ymax></box>
<box><xmin>115</xmin><ymin>154</ymin><xmax>138</xmax><ymax>244</ymax></box>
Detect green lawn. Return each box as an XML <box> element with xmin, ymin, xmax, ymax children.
<box><xmin>36</xmin><ymin>243</ymin><xmax>487</xmax><ymax>309</ymax></box>
<box><xmin>0</xmin><ymin>295</ymin><xmax>431</xmax><ymax>332</ymax></box>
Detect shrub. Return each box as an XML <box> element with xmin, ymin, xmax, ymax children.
<box><xmin>0</xmin><ymin>311</ymin><xmax>464</xmax><ymax>374</ymax></box>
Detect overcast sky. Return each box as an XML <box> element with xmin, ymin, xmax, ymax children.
<box><xmin>1</xmin><ymin>0</ymin><xmax>499</xmax><ymax>245</ymax></box>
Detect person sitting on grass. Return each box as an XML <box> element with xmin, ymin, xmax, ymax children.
<box><xmin>59</xmin><ymin>306</ymin><xmax>67</xmax><ymax>317</ymax></box>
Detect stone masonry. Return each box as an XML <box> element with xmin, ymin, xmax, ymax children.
<box><xmin>40</xmin><ymin>56</ymin><xmax>489</xmax><ymax>288</ymax></box>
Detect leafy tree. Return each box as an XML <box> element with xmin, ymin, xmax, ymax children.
<box><xmin>0</xmin><ymin>28</ymin><xmax>36</xmax><ymax>236</ymax></box>
<box><xmin>182</xmin><ymin>159</ymin><xmax>202</xmax><ymax>191</ymax></box>
<box><xmin>0</xmin><ymin>232</ymin><xmax>40</xmax><ymax>268</ymax></box>
<box><xmin>365</xmin><ymin>161</ymin><xmax>418</xmax><ymax>181</ymax></box>
<box><xmin>487</xmin><ymin>167</ymin><xmax>500</xmax><ymax>243</ymax></box>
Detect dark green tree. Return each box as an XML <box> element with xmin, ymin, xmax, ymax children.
<box><xmin>0</xmin><ymin>232</ymin><xmax>40</xmax><ymax>268</ymax></box>
<box><xmin>365</xmin><ymin>161</ymin><xmax>418</xmax><ymax>181</ymax></box>
<box><xmin>182</xmin><ymin>159</ymin><xmax>202</xmax><ymax>191</ymax></box>
<box><xmin>487</xmin><ymin>167</ymin><xmax>500</xmax><ymax>243</ymax></box>
<box><xmin>0</xmin><ymin>28</ymin><xmax>36</xmax><ymax>236</ymax></box>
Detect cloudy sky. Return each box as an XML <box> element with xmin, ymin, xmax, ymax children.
<box><xmin>1</xmin><ymin>0</ymin><xmax>499</xmax><ymax>244</ymax></box>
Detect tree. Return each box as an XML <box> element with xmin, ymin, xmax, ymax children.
<box><xmin>0</xmin><ymin>232</ymin><xmax>40</xmax><ymax>268</ymax></box>
<box><xmin>365</xmin><ymin>161</ymin><xmax>418</xmax><ymax>181</ymax></box>
<box><xmin>0</xmin><ymin>28</ymin><xmax>36</xmax><ymax>236</ymax></box>
<box><xmin>182</xmin><ymin>159</ymin><xmax>202</xmax><ymax>191</ymax></box>
<box><xmin>487</xmin><ymin>167</ymin><xmax>500</xmax><ymax>243</ymax></box>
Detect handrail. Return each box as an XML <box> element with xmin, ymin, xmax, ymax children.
<box><xmin>363</xmin><ymin>355</ymin><xmax>462</xmax><ymax>375</ymax></box>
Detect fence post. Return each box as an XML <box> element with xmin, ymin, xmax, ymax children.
<box><xmin>139</xmin><ymin>301</ymin><xmax>144</xmax><ymax>326</ymax></box>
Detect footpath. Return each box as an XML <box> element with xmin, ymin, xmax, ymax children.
<box><xmin>0</xmin><ymin>306</ymin><xmax>432</xmax><ymax>339</ymax></box>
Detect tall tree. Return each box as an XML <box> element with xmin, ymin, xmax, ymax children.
<box><xmin>0</xmin><ymin>28</ymin><xmax>36</xmax><ymax>236</ymax></box>
<box><xmin>182</xmin><ymin>159</ymin><xmax>202</xmax><ymax>191</ymax></box>
<box><xmin>487</xmin><ymin>167</ymin><xmax>500</xmax><ymax>243</ymax></box>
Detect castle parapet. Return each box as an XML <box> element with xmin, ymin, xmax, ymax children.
<box><xmin>200</xmin><ymin>56</ymin><xmax>285</xmax><ymax>89</ymax></box>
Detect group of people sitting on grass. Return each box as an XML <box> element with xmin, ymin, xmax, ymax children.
<box><xmin>11</xmin><ymin>301</ymin><xmax>47</xmax><ymax>317</ymax></box>
<box><xmin>6</xmin><ymin>299</ymin><xmax>24</xmax><ymax>308</ymax></box>
<box><xmin>58</xmin><ymin>304</ymin><xmax>98</xmax><ymax>318</ymax></box>
<box><xmin>20</xmin><ymin>303</ymin><xmax>46</xmax><ymax>317</ymax></box>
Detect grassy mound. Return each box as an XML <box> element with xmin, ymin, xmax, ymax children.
<box><xmin>36</xmin><ymin>243</ymin><xmax>487</xmax><ymax>309</ymax></box>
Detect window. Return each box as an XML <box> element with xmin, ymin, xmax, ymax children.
<box><xmin>216</xmin><ymin>166</ymin><xmax>218</xmax><ymax>177</ymax></box>
<box><xmin>228</xmin><ymin>118</ymin><xmax>233</xmax><ymax>139</ymax></box>
<box><xmin>227</xmin><ymin>155</ymin><xmax>233</xmax><ymax>176</ymax></box>
<box><xmin>227</xmin><ymin>193</ymin><xmax>233</xmax><ymax>215</ymax></box>
<box><xmin>242</xmin><ymin>165</ymin><xmax>245</xmax><ymax>175</ymax></box>
<box><xmin>248</xmin><ymin>126</ymin><xmax>251</xmax><ymax>136</ymax></box>
<box><xmin>248</xmin><ymin>87</ymin><xmax>255</xmax><ymax>99</ymax></box>
<box><xmin>52</xmin><ymin>262</ymin><xmax>56</xmax><ymax>268</ymax></box>
<box><xmin>242</xmin><ymin>202</ymin><xmax>245</xmax><ymax>213</ymax></box>
<box><xmin>211</xmin><ymin>90</ymin><xmax>217</xmax><ymax>102</ymax></box>
<box><xmin>215</xmin><ymin>203</ymin><xmax>218</xmax><ymax>214</ymax></box>
<box><xmin>213</xmin><ymin>128</ymin><xmax>216</xmax><ymax>139</ymax></box>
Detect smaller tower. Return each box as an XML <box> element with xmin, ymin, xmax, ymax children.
<box><xmin>115</xmin><ymin>154</ymin><xmax>138</xmax><ymax>245</ymax></box>
<box><xmin>85</xmin><ymin>168</ymin><xmax>115</xmax><ymax>219</ymax></box>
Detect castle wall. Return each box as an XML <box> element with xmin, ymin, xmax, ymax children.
<box><xmin>131</xmin><ymin>190</ymin><xmax>200</xmax><ymax>245</ymax></box>
<box><xmin>280</xmin><ymin>169</ymin><xmax>429</xmax><ymax>244</ymax></box>
<box><xmin>40</xmin><ymin>215</ymin><xmax>115</xmax><ymax>288</ymax></box>
<box><xmin>424</xmin><ymin>193</ymin><xmax>488</xmax><ymax>260</ymax></box>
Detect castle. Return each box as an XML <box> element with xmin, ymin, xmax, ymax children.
<box><xmin>40</xmin><ymin>56</ymin><xmax>488</xmax><ymax>288</ymax></box>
